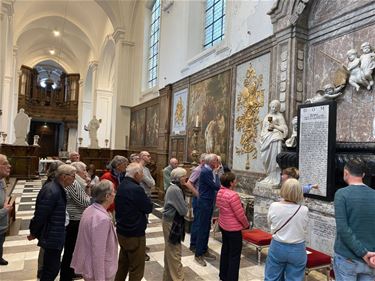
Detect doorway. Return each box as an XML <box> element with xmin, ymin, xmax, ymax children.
<box><xmin>28</xmin><ymin>121</ymin><xmax>62</xmax><ymax>157</ymax></box>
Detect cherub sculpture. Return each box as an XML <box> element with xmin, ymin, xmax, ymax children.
<box><xmin>305</xmin><ymin>83</ymin><xmax>344</xmax><ymax>104</ymax></box>
<box><xmin>346</xmin><ymin>49</ymin><xmax>370</xmax><ymax>91</ymax></box>
<box><xmin>360</xmin><ymin>42</ymin><xmax>375</xmax><ymax>89</ymax></box>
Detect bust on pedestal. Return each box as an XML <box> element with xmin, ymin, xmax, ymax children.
<box><xmin>13</xmin><ymin>108</ymin><xmax>31</xmax><ymax>146</ymax></box>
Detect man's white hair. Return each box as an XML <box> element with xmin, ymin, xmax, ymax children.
<box><xmin>71</xmin><ymin>161</ymin><xmax>87</xmax><ymax>172</ymax></box>
<box><xmin>56</xmin><ymin>164</ymin><xmax>76</xmax><ymax>177</ymax></box>
<box><xmin>205</xmin><ymin>153</ymin><xmax>217</xmax><ymax>164</ymax></box>
<box><xmin>126</xmin><ymin>163</ymin><xmax>143</xmax><ymax>178</ymax></box>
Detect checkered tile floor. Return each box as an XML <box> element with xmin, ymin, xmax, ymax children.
<box><xmin>0</xmin><ymin>179</ymin><xmax>327</xmax><ymax>280</ymax></box>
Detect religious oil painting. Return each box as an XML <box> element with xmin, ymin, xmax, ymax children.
<box><xmin>232</xmin><ymin>53</ymin><xmax>271</xmax><ymax>172</ymax></box>
<box><xmin>187</xmin><ymin>71</ymin><xmax>231</xmax><ymax>163</ymax></box>
<box><xmin>171</xmin><ymin>89</ymin><xmax>188</xmax><ymax>135</ymax></box>
<box><xmin>145</xmin><ymin>104</ymin><xmax>159</xmax><ymax>147</ymax></box>
<box><xmin>130</xmin><ymin>108</ymin><xmax>146</xmax><ymax>146</ymax></box>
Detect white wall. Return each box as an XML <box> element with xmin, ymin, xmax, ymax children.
<box><xmin>131</xmin><ymin>0</ymin><xmax>274</xmax><ymax>105</ymax></box>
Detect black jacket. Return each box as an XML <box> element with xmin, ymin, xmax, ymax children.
<box><xmin>29</xmin><ymin>179</ymin><xmax>67</xmax><ymax>250</ymax></box>
<box><xmin>115</xmin><ymin>176</ymin><xmax>153</xmax><ymax>237</ymax></box>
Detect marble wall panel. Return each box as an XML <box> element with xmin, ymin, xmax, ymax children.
<box><xmin>306</xmin><ymin>24</ymin><xmax>375</xmax><ymax>142</ymax></box>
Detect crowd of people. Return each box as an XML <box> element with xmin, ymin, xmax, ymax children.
<box><xmin>0</xmin><ymin>151</ymin><xmax>374</xmax><ymax>281</ymax></box>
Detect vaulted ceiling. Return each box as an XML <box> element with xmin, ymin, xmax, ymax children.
<box><xmin>13</xmin><ymin>0</ymin><xmax>139</xmax><ymax>76</ymax></box>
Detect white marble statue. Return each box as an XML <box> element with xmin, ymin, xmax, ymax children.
<box><xmin>305</xmin><ymin>83</ymin><xmax>344</xmax><ymax>104</ymax></box>
<box><xmin>84</xmin><ymin>115</ymin><xmax>101</xmax><ymax>148</ymax></box>
<box><xmin>33</xmin><ymin>135</ymin><xmax>40</xmax><ymax>146</ymax></box>
<box><xmin>285</xmin><ymin>116</ymin><xmax>298</xmax><ymax>148</ymax></box>
<box><xmin>360</xmin><ymin>42</ymin><xmax>375</xmax><ymax>89</ymax></box>
<box><xmin>260</xmin><ymin>100</ymin><xmax>288</xmax><ymax>187</ymax></box>
<box><xmin>13</xmin><ymin>108</ymin><xmax>31</xmax><ymax>145</ymax></box>
<box><xmin>346</xmin><ymin>49</ymin><xmax>370</xmax><ymax>91</ymax></box>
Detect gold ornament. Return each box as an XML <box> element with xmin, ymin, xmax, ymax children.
<box><xmin>174</xmin><ymin>96</ymin><xmax>185</xmax><ymax>126</ymax></box>
<box><xmin>235</xmin><ymin>64</ymin><xmax>264</xmax><ymax>169</ymax></box>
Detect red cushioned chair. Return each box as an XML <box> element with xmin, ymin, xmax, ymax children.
<box><xmin>305</xmin><ymin>247</ymin><xmax>332</xmax><ymax>281</ymax></box>
<box><xmin>242</xmin><ymin>229</ymin><xmax>272</xmax><ymax>264</ymax></box>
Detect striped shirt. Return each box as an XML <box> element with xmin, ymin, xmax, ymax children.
<box><xmin>66</xmin><ymin>175</ymin><xmax>91</xmax><ymax>221</ymax></box>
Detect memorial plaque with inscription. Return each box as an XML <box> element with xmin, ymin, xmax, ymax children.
<box><xmin>306</xmin><ymin>212</ymin><xmax>336</xmax><ymax>256</ymax></box>
<box><xmin>298</xmin><ymin>101</ymin><xmax>336</xmax><ymax>201</ymax></box>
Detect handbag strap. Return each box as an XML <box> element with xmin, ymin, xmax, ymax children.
<box><xmin>273</xmin><ymin>205</ymin><xmax>302</xmax><ymax>235</ymax></box>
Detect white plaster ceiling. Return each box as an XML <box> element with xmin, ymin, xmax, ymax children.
<box><xmin>13</xmin><ymin>0</ymin><xmax>138</xmax><ymax>75</ymax></box>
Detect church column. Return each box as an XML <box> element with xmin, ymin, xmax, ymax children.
<box><xmin>77</xmin><ymin>79</ymin><xmax>84</xmax><ymax>144</ymax></box>
<box><xmin>110</xmin><ymin>28</ymin><xmax>134</xmax><ymax>149</ymax></box>
<box><xmin>0</xmin><ymin>0</ymin><xmax>14</xmax><ymax>137</ymax></box>
<box><xmin>89</xmin><ymin>61</ymin><xmax>99</xmax><ymax>116</ymax></box>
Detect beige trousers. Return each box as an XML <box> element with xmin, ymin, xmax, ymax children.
<box><xmin>162</xmin><ymin>219</ymin><xmax>184</xmax><ymax>281</ymax></box>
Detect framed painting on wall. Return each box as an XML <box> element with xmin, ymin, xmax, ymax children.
<box><xmin>171</xmin><ymin>89</ymin><xmax>188</xmax><ymax>135</ymax></box>
<box><xmin>187</xmin><ymin>70</ymin><xmax>231</xmax><ymax>163</ymax></box>
<box><xmin>145</xmin><ymin>104</ymin><xmax>160</xmax><ymax>147</ymax></box>
<box><xmin>130</xmin><ymin>108</ymin><xmax>146</xmax><ymax>147</ymax></box>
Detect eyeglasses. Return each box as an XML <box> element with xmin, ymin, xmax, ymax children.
<box><xmin>64</xmin><ymin>173</ymin><xmax>76</xmax><ymax>177</ymax></box>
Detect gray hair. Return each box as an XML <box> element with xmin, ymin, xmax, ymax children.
<box><xmin>71</xmin><ymin>161</ymin><xmax>87</xmax><ymax>173</ymax></box>
<box><xmin>170</xmin><ymin>167</ymin><xmax>187</xmax><ymax>182</ymax></box>
<box><xmin>92</xmin><ymin>180</ymin><xmax>113</xmax><ymax>204</ymax></box>
<box><xmin>110</xmin><ymin>155</ymin><xmax>128</xmax><ymax>169</ymax></box>
<box><xmin>47</xmin><ymin>160</ymin><xmax>64</xmax><ymax>180</ymax></box>
<box><xmin>126</xmin><ymin>163</ymin><xmax>143</xmax><ymax>178</ymax></box>
<box><xmin>56</xmin><ymin>164</ymin><xmax>76</xmax><ymax>177</ymax></box>
<box><xmin>129</xmin><ymin>153</ymin><xmax>140</xmax><ymax>162</ymax></box>
<box><xmin>200</xmin><ymin>153</ymin><xmax>207</xmax><ymax>162</ymax></box>
<box><xmin>205</xmin><ymin>153</ymin><xmax>218</xmax><ymax>165</ymax></box>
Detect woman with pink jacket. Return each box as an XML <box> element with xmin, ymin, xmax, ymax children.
<box><xmin>216</xmin><ymin>172</ymin><xmax>249</xmax><ymax>281</ymax></box>
<box><xmin>70</xmin><ymin>180</ymin><xmax>118</xmax><ymax>281</ymax></box>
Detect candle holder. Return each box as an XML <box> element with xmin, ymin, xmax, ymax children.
<box><xmin>78</xmin><ymin>137</ymin><xmax>83</xmax><ymax>146</ymax></box>
<box><xmin>2</xmin><ymin>132</ymin><xmax>7</xmax><ymax>144</ymax></box>
<box><xmin>191</xmin><ymin>126</ymin><xmax>201</xmax><ymax>165</ymax></box>
<box><xmin>105</xmin><ymin>139</ymin><xmax>109</xmax><ymax>148</ymax></box>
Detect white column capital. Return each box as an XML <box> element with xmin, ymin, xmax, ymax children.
<box><xmin>1</xmin><ymin>0</ymin><xmax>14</xmax><ymax>17</ymax></box>
<box><xmin>88</xmin><ymin>60</ymin><xmax>99</xmax><ymax>69</ymax></box>
<box><xmin>112</xmin><ymin>28</ymin><xmax>126</xmax><ymax>44</ymax></box>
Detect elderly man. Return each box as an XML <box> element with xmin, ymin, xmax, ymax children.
<box><xmin>69</xmin><ymin>151</ymin><xmax>80</xmax><ymax>163</ymax></box>
<box><xmin>188</xmin><ymin>153</ymin><xmax>206</xmax><ymax>253</ymax></box>
<box><xmin>139</xmin><ymin>151</ymin><xmax>155</xmax><ymax>197</ymax></box>
<box><xmin>0</xmin><ymin>154</ymin><xmax>12</xmax><ymax>266</ymax></box>
<box><xmin>195</xmin><ymin>153</ymin><xmax>221</xmax><ymax>266</ymax></box>
<box><xmin>28</xmin><ymin>164</ymin><xmax>76</xmax><ymax>281</ymax></box>
<box><xmin>333</xmin><ymin>159</ymin><xmax>375</xmax><ymax>280</ymax></box>
<box><xmin>114</xmin><ymin>163</ymin><xmax>153</xmax><ymax>281</ymax></box>
<box><xmin>163</xmin><ymin>158</ymin><xmax>179</xmax><ymax>191</ymax></box>
<box><xmin>60</xmin><ymin>162</ymin><xmax>91</xmax><ymax>281</ymax></box>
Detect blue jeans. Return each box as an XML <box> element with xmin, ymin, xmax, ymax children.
<box><xmin>264</xmin><ymin>239</ymin><xmax>307</xmax><ymax>281</ymax></box>
<box><xmin>333</xmin><ymin>253</ymin><xmax>375</xmax><ymax>281</ymax></box>
<box><xmin>190</xmin><ymin>197</ymin><xmax>200</xmax><ymax>248</ymax></box>
<box><xmin>195</xmin><ymin>198</ymin><xmax>214</xmax><ymax>256</ymax></box>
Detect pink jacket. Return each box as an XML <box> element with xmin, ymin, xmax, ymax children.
<box><xmin>71</xmin><ymin>203</ymin><xmax>118</xmax><ymax>281</ymax></box>
<box><xmin>216</xmin><ymin>186</ymin><xmax>249</xmax><ymax>231</ymax></box>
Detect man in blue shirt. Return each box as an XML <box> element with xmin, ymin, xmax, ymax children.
<box><xmin>194</xmin><ymin>153</ymin><xmax>220</xmax><ymax>266</ymax></box>
<box><xmin>333</xmin><ymin>159</ymin><xmax>375</xmax><ymax>280</ymax></box>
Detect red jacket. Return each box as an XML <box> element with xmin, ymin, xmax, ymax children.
<box><xmin>100</xmin><ymin>171</ymin><xmax>119</xmax><ymax>212</ymax></box>
<box><xmin>216</xmin><ymin>186</ymin><xmax>249</xmax><ymax>231</ymax></box>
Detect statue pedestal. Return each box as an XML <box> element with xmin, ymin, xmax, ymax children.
<box><xmin>0</xmin><ymin>144</ymin><xmax>39</xmax><ymax>178</ymax></box>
